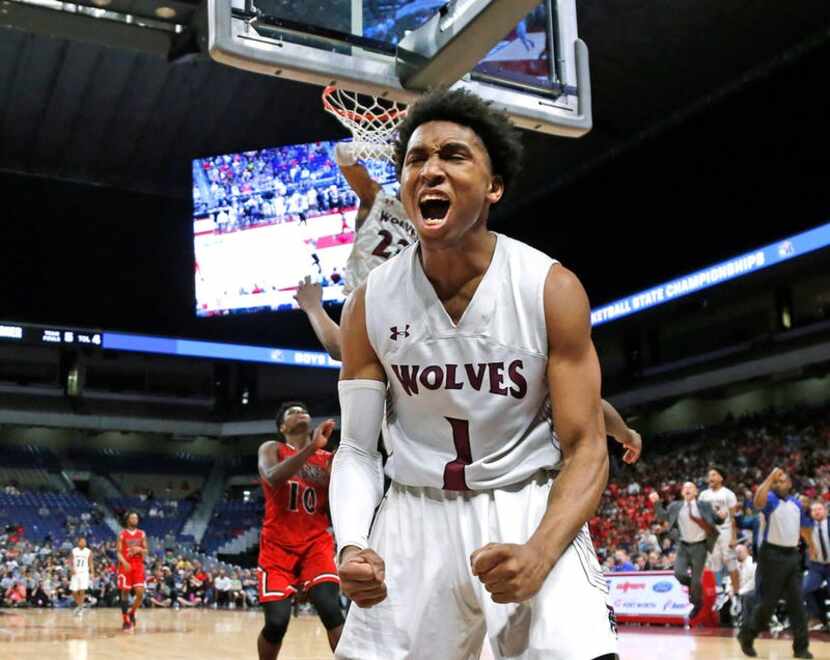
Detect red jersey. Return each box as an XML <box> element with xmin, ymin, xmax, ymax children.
<box><xmin>118</xmin><ymin>528</ymin><xmax>146</xmax><ymax>564</ymax></box>
<box><xmin>260</xmin><ymin>443</ymin><xmax>333</xmax><ymax>550</ymax></box>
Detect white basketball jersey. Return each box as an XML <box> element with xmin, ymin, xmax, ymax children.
<box><xmin>365</xmin><ymin>233</ymin><xmax>560</xmax><ymax>490</ymax></box>
<box><xmin>698</xmin><ymin>486</ymin><xmax>737</xmax><ymax>534</ymax></box>
<box><xmin>72</xmin><ymin>547</ymin><xmax>91</xmax><ymax>575</ymax></box>
<box><xmin>343</xmin><ymin>192</ymin><xmax>416</xmax><ymax>295</ymax></box>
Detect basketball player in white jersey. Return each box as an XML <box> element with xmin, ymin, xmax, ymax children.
<box><xmin>69</xmin><ymin>536</ymin><xmax>94</xmax><ymax>616</ymax></box>
<box><xmin>294</xmin><ymin>142</ymin><xmax>416</xmax><ymax>358</ymax></box>
<box><xmin>330</xmin><ymin>89</ymin><xmax>619</xmax><ymax>659</ymax></box>
<box><xmin>698</xmin><ymin>464</ymin><xmax>741</xmax><ymax>597</ymax></box>
<box><xmin>295</xmin><ymin>148</ymin><xmax>644</xmax><ymax>467</ymax></box>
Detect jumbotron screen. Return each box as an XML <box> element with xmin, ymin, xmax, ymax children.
<box><xmin>193</xmin><ymin>142</ymin><xmax>396</xmax><ymax>317</ymax></box>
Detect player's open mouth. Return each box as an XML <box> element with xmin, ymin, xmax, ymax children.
<box><xmin>419</xmin><ymin>197</ymin><xmax>451</xmax><ymax>226</ymax></box>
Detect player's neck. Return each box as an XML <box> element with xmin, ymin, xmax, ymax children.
<box><xmin>419</xmin><ymin>228</ymin><xmax>496</xmax><ymax>299</ymax></box>
<box><xmin>284</xmin><ymin>433</ymin><xmax>309</xmax><ymax>451</ymax></box>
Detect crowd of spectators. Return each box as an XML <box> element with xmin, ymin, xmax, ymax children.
<box><xmin>194</xmin><ymin>146</ymin><xmax>360</xmax><ymax>230</ymax></box>
<box><xmin>193</xmin><ymin>145</ymin><xmax>396</xmax><ymax>233</ymax></box>
<box><xmin>0</xmin><ymin>533</ymin><xmax>259</xmax><ymax>611</ymax></box>
<box><xmin>591</xmin><ymin>403</ymin><xmax>830</xmax><ymax>572</ymax></box>
<box><xmin>3</xmin><ymin>402</ymin><xmax>827</xmax><ymax>613</ymax></box>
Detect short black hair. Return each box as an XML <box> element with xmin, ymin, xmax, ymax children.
<box><xmin>275</xmin><ymin>401</ymin><xmax>309</xmax><ymax>430</ymax></box>
<box><xmin>394</xmin><ymin>88</ymin><xmax>524</xmax><ymax>198</ymax></box>
<box><xmin>123</xmin><ymin>510</ymin><xmax>140</xmax><ymax>526</ymax></box>
<box><xmin>708</xmin><ymin>464</ymin><xmax>727</xmax><ymax>481</ymax></box>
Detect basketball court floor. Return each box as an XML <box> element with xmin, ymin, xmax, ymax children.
<box><xmin>2</xmin><ymin>609</ymin><xmax>829</xmax><ymax>659</ymax></box>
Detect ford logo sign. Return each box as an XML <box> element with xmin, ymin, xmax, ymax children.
<box><xmin>653</xmin><ymin>582</ymin><xmax>673</xmax><ymax>593</ymax></box>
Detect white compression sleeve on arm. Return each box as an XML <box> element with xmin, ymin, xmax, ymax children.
<box><xmin>330</xmin><ymin>379</ymin><xmax>386</xmax><ymax>558</ymax></box>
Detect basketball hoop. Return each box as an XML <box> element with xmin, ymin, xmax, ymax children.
<box><xmin>322</xmin><ymin>86</ymin><xmax>408</xmax><ymax>164</ymax></box>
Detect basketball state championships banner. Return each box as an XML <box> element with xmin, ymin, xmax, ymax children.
<box><xmin>605</xmin><ymin>571</ymin><xmax>692</xmax><ymax>624</ymax></box>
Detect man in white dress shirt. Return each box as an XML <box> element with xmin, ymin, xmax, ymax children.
<box><xmin>802</xmin><ymin>500</ymin><xmax>830</xmax><ymax>631</ymax></box>
<box><xmin>734</xmin><ymin>544</ymin><xmax>756</xmax><ymax>625</ymax></box>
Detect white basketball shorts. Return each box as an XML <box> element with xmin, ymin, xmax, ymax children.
<box><xmin>707</xmin><ymin>532</ymin><xmax>738</xmax><ymax>573</ymax></box>
<box><xmin>335</xmin><ymin>472</ymin><xmax>618</xmax><ymax>660</ymax></box>
<box><xmin>70</xmin><ymin>574</ymin><xmax>90</xmax><ymax>592</ymax></box>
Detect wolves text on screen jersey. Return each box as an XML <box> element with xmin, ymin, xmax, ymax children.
<box><xmin>72</xmin><ymin>547</ymin><xmax>91</xmax><ymax>574</ymax></box>
<box><xmin>364</xmin><ymin>233</ymin><xmax>561</xmax><ymax>490</ymax></box>
<box><xmin>260</xmin><ymin>443</ymin><xmax>333</xmax><ymax>549</ymax></box>
<box><xmin>343</xmin><ymin>191</ymin><xmax>416</xmax><ymax>295</ymax></box>
<box><xmin>119</xmin><ymin>529</ymin><xmax>145</xmax><ymax>563</ymax></box>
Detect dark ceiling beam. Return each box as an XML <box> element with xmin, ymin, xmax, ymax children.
<box><xmin>506</xmin><ymin>24</ymin><xmax>830</xmax><ymax>217</ymax></box>
<box><xmin>0</xmin><ymin>1</ymin><xmax>172</xmax><ymax>57</ymax></box>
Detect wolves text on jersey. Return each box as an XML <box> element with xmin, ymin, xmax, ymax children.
<box><xmin>379</xmin><ymin>209</ymin><xmax>417</xmax><ymax>240</ymax></box>
<box><xmin>390</xmin><ymin>360</ymin><xmax>527</xmax><ymax>399</ymax></box>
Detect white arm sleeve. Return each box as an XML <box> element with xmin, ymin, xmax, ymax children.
<box><xmin>330</xmin><ymin>379</ymin><xmax>386</xmax><ymax>558</ymax></box>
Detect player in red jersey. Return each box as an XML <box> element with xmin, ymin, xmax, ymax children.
<box><xmin>117</xmin><ymin>511</ymin><xmax>148</xmax><ymax>631</ymax></box>
<box><xmin>256</xmin><ymin>402</ymin><xmax>343</xmax><ymax>660</ymax></box>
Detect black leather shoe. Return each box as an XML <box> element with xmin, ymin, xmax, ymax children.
<box><xmin>793</xmin><ymin>650</ymin><xmax>813</xmax><ymax>659</ymax></box>
<box><xmin>737</xmin><ymin>631</ymin><xmax>757</xmax><ymax>657</ymax></box>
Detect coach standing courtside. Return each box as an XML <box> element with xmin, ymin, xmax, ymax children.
<box><xmin>649</xmin><ymin>483</ymin><xmax>725</xmax><ymax>620</ymax></box>
<box><xmin>738</xmin><ymin>467</ymin><xmax>812</xmax><ymax>658</ymax></box>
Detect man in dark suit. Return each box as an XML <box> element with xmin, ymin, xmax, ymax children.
<box><xmin>650</xmin><ymin>482</ymin><xmax>726</xmax><ymax>618</ymax></box>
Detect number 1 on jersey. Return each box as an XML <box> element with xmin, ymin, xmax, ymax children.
<box><xmin>443</xmin><ymin>418</ymin><xmax>472</xmax><ymax>491</ymax></box>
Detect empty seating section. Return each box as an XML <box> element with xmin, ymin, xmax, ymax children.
<box><xmin>0</xmin><ymin>490</ymin><xmax>110</xmax><ymax>544</ymax></box>
<box><xmin>202</xmin><ymin>499</ymin><xmax>262</xmax><ymax>553</ymax></box>
<box><xmin>108</xmin><ymin>496</ymin><xmax>195</xmax><ymax>540</ymax></box>
<box><xmin>109</xmin><ymin>473</ymin><xmax>205</xmax><ymax>499</ymax></box>
<box><xmin>0</xmin><ymin>467</ymin><xmax>54</xmax><ymax>492</ymax></box>
<box><xmin>68</xmin><ymin>447</ymin><xmax>213</xmax><ymax>477</ymax></box>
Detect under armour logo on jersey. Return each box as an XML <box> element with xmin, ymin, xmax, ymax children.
<box><xmin>390</xmin><ymin>325</ymin><xmax>411</xmax><ymax>340</ymax></box>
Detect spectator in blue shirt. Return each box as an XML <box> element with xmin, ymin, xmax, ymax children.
<box><xmin>612</xmin><ymin>549</ymin><xmax>636</xmax><ymax>572</ymax></box>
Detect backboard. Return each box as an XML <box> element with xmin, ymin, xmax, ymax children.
<box><xmin>208</xmin><ymin>0</ymin><xmax>591</xmax><ymax>138</ymax></box>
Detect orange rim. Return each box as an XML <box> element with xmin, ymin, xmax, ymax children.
<box><xmin>322</xmin><ymin>86</ymin><xmax>406</xmax><ymax>124</ymax></box>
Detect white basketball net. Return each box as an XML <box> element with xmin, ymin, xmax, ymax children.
<box><xmin>322</xmin><ymin>86</ymin><xmax>408</xmax><ymax>164</ymax></box>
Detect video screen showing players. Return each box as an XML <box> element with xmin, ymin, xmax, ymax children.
<box><xmin>363</xmin><ymin>1</ymin><xmax>553</xmax><ymax>89</ymax></box>
<box><xmin>193</xmin><ymin>142</ymin><xmax>396</xmax><ymax>317</ymax></box>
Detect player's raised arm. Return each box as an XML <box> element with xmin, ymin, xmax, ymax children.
<box><xmin>601</xmin><ymin>399</ymin><xmax>642</xmax><ymax>464</ymax></box>
<box><xmin>335</xmin><ymin>144</ymin><xmax>381</xmax><ymax>210</ymax></box>
<box><xmin>294</xmin><ymin>275</ymin><xmax>343</xmax><ymax>361</ymax></box>
<box><xmin>258</xmin><ymin>422</ymin><xmax>335</xmax><ymax>491</ymax></box>
<box><xmin>330</xmin><ymin>284</ymin><xmax>388</xmax><ymax>608</ymax></box>
<box><xmin>531</xmin><ymin>266</ymin><xmax>609</xmax><ymax>567</ymax></box>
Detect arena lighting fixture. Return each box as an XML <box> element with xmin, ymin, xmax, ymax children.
<box><xmin>154</xmin><ymin>6</ymin><xmax>175</xmax><ymax>19</ymax></box>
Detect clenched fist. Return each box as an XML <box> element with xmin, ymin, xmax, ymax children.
<box><xmin>471</xmin><ymin>543</ymin><xmax>553</xmax><ymax>604</ymax></box>
<box><xmin>338</xmin><ymin>547</ymin><xmax>387</xmax><ymax>608</ymax></box>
